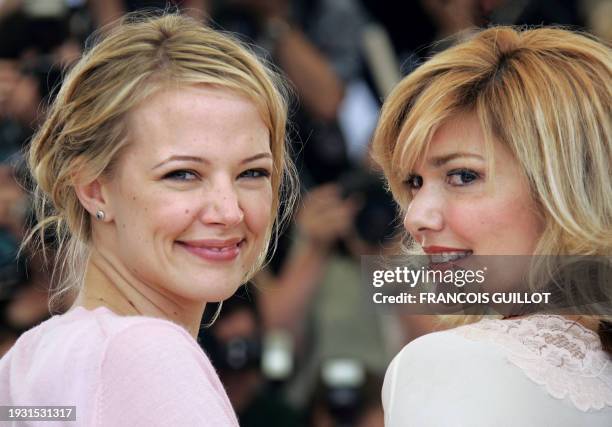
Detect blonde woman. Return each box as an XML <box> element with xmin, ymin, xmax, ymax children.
<box><xmin>0</xmin><ymin>14</ymin><xmax>296</xmax><ymax>426</ymax></box>
<box><xmin>372</xmin><ymin>27</ymin><xmax>612</xmax><ymax>425</ymax></box>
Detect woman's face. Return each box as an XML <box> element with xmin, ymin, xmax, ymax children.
<box><xmin>402</xmin><ymin>113</ymin><xmax>544</xmax><ymax>258</ymax></box>
<box><xmin>101</xmin><ymin>85</ymin><xmax>274</xmax><ymax>303</ymax></box>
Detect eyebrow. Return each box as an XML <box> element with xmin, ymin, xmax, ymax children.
<box><xmin>152</xmin><ymin>152</ymin><xmax>272</xmax><ymax>170</ymax></box>
<box><xmin>429</xmin><ymin>152</ymin><xmax>484</xmax><ymax>167</ymax></box>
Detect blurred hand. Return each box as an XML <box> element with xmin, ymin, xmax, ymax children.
<box><xmin>420</xmin><ymin>0</ymin><xmax>483</xmax><ymax>35</ymax></box>
<box><xmin>296</xmin><ymin>183</ymin><xmax>360</xmax><ymax>249</ymax></box>
<box><xmin>0</xmin><ymin>60</ymin><xmax>20</xmax><ymax>117</ymax></box>
<box><xmin>0</xmin><ymin>166</ymin><xmax>27</xmax><ymax>236</ymax></box>
<box><xmin>8</xmin><ymin>73</ymin><xmax>39</xmax><ymax>125</ymax></box>
<box><xmin>54</xmin><ymin>40</ymin><xmax>82</xmax><ymax>67</ymax></box>
<box><xmin>0</xmin><ymin>60</ymin><xmax>40</xmax><ymax>125</ymax></box>
<box><xmin>231</xmin><ymin>0</ymin><xmax>289</xmax><ymax>20</ymax></box>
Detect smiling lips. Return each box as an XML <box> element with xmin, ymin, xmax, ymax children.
<box><xmin>423</xmin><ymin>246</ymin><xmax>473</xmax><ymax>263</ymax></box>
<box><xmin>177</xmin><ymin>238</ymin><xmax>244</xmax><ymax>262</ymax></box>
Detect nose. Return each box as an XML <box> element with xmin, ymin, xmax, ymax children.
<box><xmin>200</xmin><ymin>178</ymin><xmax>244</xmax><ymax>227</ymax></box>
<box><xmin>403</xmin><ymin>186</ymin><xmax>444</xmax><ymax>244</ymax></box>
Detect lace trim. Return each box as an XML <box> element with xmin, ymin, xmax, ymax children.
<box><xmin>453</xmin><ymin>315</ymin><xmax>612</xmax><ymax>411</ymax></box>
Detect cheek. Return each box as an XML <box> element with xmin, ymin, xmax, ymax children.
<box><xmin>443</xmin><ymin>199</ymin><xmax>497</xmax><ymax>238</ymax></box>
<box><xmin>444</xmin><ymin>196</ymin><xmax>520</xmax><ymax>238</ymax></box>
<box><xmin>242</xmin><ymin>188</ymin><xmax>273</xmax><ymax>237</ymax></box>
<box><xmin>116</xmin><ymin>190</ymin><xmax>191</xmax><ymax>244</ymax></box>
<box><xmin>446</xmin><ymin>193</ymin><xmax>543</xmax><ymax>252</ymax></box>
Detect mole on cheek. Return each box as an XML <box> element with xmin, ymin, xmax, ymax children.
<box><xmin>185</xmin><ymin>209</ymin><xmax>190</xmax><ymax>214</ymax></box>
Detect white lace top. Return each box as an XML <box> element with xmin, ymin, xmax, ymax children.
<box><xmin>382</xmin><ymin>315</ymin><xmax>612</xmax><ymax>427</ymax></box>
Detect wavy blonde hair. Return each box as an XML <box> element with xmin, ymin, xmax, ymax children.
<box><xmin>371</xmin><ymin>27</ymin><xmax>612</xmax><ymax>342</ymax></box>
<box><xmin>24</xmin><ymin>13</ymin><xmax>298</xmax><ymax>311</ymax></box>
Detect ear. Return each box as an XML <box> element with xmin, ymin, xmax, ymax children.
<box><xmin>74</xmin><ymin>176</ymin><xmax>114</xmax><ymax>222</ymax></box>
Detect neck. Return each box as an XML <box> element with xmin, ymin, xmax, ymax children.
<box><xmin>71</xmin><ymin>248</ymin><xmax>205</xmax><ymax>338</ymax></box>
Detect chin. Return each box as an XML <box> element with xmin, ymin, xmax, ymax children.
<box><xmin>197</xmin><ymin>279</ymin><xmax>246</xmax><ymax>303</ymax></box>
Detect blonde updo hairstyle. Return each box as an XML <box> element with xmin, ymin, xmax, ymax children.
<box><xmin>25</xmin><ymin>13</ymin><xmax>297</xmax><ymax>310</ymax></box>
<box><xmin>371</xmin><ymin>27</ymin><xmax>612</xmax><ymax>350</ymax></box>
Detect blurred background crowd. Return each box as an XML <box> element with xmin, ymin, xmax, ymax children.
<box><xmin>0</xmin><ymin>0</ymin><xmax>610</xmax><ymax>426</ymax></box>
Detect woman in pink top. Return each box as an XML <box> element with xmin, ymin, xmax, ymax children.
<box><xmin>0</xmin><ymin>13</ymin><xmax>296</xmax><ymax>426</ymax></box>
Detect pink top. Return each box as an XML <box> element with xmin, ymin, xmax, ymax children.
<box><xmin>0</xmin><ymin>306</ymin><xmax>239</xmax><ymax>426</ymax></box>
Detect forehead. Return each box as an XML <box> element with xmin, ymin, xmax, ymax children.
<box><xmin>124</xmin><ymin>85</ymin><xmax>271</xmax><ymax>161</ymax></box>
<box><xmin>401</xmin><ymin>112</ymin><xmax>509</xmax><ymax>174</ymax></box>
<box><xmin>427</xmin><ymin>114</ymin><xmax>486</xmax><ymax>157</ymax></box>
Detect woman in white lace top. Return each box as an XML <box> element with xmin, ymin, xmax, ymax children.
<box><xmin>371</xmin><ymin>27</ymin><xmax>612</xmax><ymax>425</ymax></box>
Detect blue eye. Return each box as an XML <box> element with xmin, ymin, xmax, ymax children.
<box><xmin>164</xmin><ymin>170</ymin><xmax>198</xmax><ymax>181</ymax></box>
<box><xmin>240</xmin><ymin>169</ymin><xmax>270</xmax><ymax>179</ymax></box>
<box><xmin>403</xmin><ymin>174</ymin><xmax>423</xmax><ymax>190</ymax></box>
<box><xmin>447</xmin><ymin>169</ymin><xmax>480</xmax><ymax>186</ymax></box>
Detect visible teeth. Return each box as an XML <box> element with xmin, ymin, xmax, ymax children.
<box><xmin>206</xmin><ymin>243</ymin><xmax>240</xmax><ymax>252</ymax></box>
<box><xmin>430</xmin><ymin>252</ymin><xmax>471</xmax><ymax>263</ymax></box>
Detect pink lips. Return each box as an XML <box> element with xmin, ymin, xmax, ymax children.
<box><xmin>177</xmin><ymin>238</ymin><xmax>244</xmax><ymax>262</ymax></box>
<box><xmin>422</xmin><ymin>246</ymin><xmax>471</xmax><ymax>254</ymax></box>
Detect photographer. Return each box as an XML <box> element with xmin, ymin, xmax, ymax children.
<box><xmin>0</xmin><ymin>0</ymin><xmax>81</xmax><ymax>358</ymax></box>
<box><xmin>256</xmin><ymin>168</ymin><xmax>399</xmax><ymax>410</ymax></box>
<box><xmin>200</xmin><ymin>293</ymin><xmax>303</xmax><ymax>426</ymax></box>
<box><xmin>307</xmin><ymin>361</ymin><xmax>384</xmax><ymax>427</ymax></box>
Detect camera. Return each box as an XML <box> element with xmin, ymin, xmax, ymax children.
<box><xmin>338</xmin><ymin>169</ymin><xmax>397</xmax><ymax>245</ymax></box>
